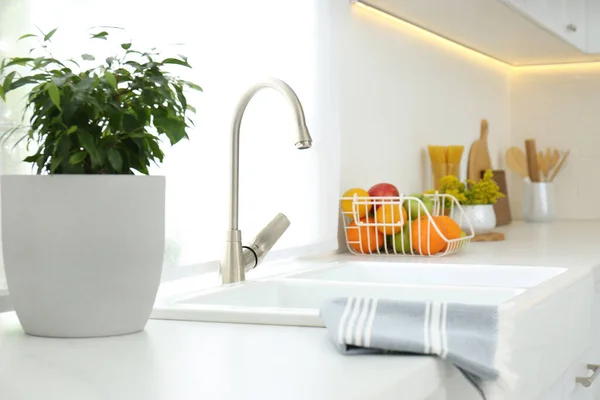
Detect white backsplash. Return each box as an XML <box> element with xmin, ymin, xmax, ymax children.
<box><xmin>510</xmin><ymin>65</ymin><xmax>600</xmax><ymax>220</ymax></box>
<box><xmin>328</xmin><ymin>1</ymin><xmax>512</xmax><ymax>195</ymax></box>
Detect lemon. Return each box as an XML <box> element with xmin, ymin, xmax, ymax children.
<box><xmin>341</xmin><ymin>188</ymin><xmax>371</xmax><ymax>220</ymax></box>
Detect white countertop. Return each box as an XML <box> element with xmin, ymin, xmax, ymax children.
<box><xmin>1</xmin><ymin>221</ymin><xmax>600</xmax><ymax>400</ymax></box>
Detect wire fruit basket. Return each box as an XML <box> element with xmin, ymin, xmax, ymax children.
<box><xmin>340</xmin><ymin>193</ymin><xmax>475</xmax><ymax>257</ymax></box>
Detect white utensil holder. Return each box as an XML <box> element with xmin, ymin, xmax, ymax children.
<box><xmin>523</xmin><ymin>182</ymin><xmax>556</xmax><ymax>223</ymax></box>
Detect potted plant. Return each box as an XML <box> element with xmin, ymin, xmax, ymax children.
<box><xmin>433</xmin><ymin>170</ymin><xmax>505</xmax><ymax>235</ymax></box>
<box><xmin>0</xmin><ymin>28</ymin><xmax>201</xmax><ymax>337</ymax></box>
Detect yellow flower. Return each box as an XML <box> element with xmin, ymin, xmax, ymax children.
<box><xmin>431</xmin><ymin>169</ymin><xmax>504</xmax><ymax>205</ymax></box>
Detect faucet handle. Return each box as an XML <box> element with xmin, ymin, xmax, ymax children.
<box><xmin>243</xmin><ymin>213</ymin><xmax>290</xmax><ymax>272</ymax></box>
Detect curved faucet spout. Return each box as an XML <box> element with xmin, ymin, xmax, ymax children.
<box><xmin>229</xmin><ymin>78</ymin><xmax>313</xmax><ymax>231</ymax></box>
<box><xmin>221</xmin><ymin>78</ymin><xmax>313</xmax><ymax>285</ymax></box>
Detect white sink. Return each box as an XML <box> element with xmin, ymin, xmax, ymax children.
<box><xmin>285</xmin><ymin>261</ymin><xmax>566</xmax><ymax>288</ymax></box>
<box><xmin>152</xmin><ymin>279</ymin><xmax>524</xmax><ymax>327</ymax></box>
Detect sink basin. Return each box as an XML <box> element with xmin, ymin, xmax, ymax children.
<box><xmin>285</xmin><ymin>261</ymin><xmax>566</xmax><ymax>288</ymax></box>
<box><xmin>152</xmin><ymin>279</ymin><xmax>524</xmax><ymax>327</ymax></box>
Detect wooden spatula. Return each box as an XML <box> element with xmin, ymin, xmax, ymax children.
<box><xmin>551</xmin><ymin>149</ymin><xmax>560</xmax><ymax>170</ymax></box>
<box><xmin>537</xmin><ymin>150</ymin><xmax>552</xmax><ymax>181</ymax></box>
<box><xmin>549</xmin><ymin>150</ymin><xmax>570</xmax><ymax>182</ymax></box>
<box><xmin>467</xmin><ymin>119</ymin><xmax>492</xmax><ymax>181</ymax></box>
<box><xmin>505</xmin><ymin>147</ymin><xmax>528</xmax><ymax>179</ymax></box>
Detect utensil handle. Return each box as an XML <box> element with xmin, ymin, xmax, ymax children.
<box><xmin>480</xmin><ymin>119</ymin><xmax>488</xmax><ymax>141</ymax></box>
<box><xmin>549</xmin><ymin>150</ymin><xmax>570</xmax><ymax>182</ymax></box>
<box><xmin>525</xmin><ymin>140</ymin><xmax>541</xmax><ymax>182</ymax></box>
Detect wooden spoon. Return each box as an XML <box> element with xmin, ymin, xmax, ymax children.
<box><xmin>505</xmin><ymin>147</ymin><xmax>528</xmax><ymax>179</ymax></box>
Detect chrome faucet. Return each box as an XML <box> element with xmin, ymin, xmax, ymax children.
<box><xmin>220</xmin><ymin>78</ymin><xmax>313</xmax><ymax>284</ymax></box>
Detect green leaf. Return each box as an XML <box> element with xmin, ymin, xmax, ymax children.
<box><xmin>81</xmin><ymin>54</ymin><xmax>95</xmax><ymax>61</ymax></box>
<box><xmin>33</xmin><ymin>57</ymin><xmax>65</xmax><ymax>70</ymax></box>
<box><xmin>18</xmin><ymin>33</ymin><xmax>37</xmax><ymax>41</ymax></box>
<box><xmin>121</xmin><ymin>43</ymin><xmax>132</xmax><ymax>50</ymax></box>
<box><xmin>45</xmin><ymin>82</ymin><xmax>61</xmax><ymax>110</ymax></box>
<box><xmin>187</xmin><ymin>104</ymin><xmax>196</xmax><ymax>113</ymax></box>
<box><xmin>67</xmin><ymin>126</ymin><xmax>77</xmax><ymax>135</ymax></box>
<box><xmin>2</xmin><ymin>57</ymin><xmax>34</xmax><ymax>68</ymax></box>
<box><xmin>107</xmin><ymin>148</ymin><xmax>123</xmax><ymax>171</ymax></box>
<box><xmin>146</xmin><ymin>138</ymin><xmax>164</xmax><ymax>162</ymax></box>
<box><xmin>123</xmin><ymin>113</ymin><xmax>139</xmax><ymax>132</ymax></box>
<box><xmin>124</xmin><ymin>60</ymin><xmax>143</xmax><ymax>70</ymax></box>
<box><xmin>76</xmin><ymin>131</ymin><xmax>100</xmax><ymax>166</ymax></box>
<box><xmin>50</xmin><ymin>155</ymin><xmax>62</xmax><ymax>173</ymax></box>
<box><xmin>10</xmin><ymin>74</ymin><xmax>49</xmax><ymax>91</ymax></box>
<box><xmin>174</xmin><ymin>84</ymin><xmax>186</xmax><ymax>111</ymax></box>
<box><xmin>23</xmin><ymin>154</ymin><xmax>40</xmax><ymax>163</ymax></box>
<box><xmin>44</xmin><ymin>28</ymin><xmax>58</xmax><ymax>42</ymax></box>
<box><xmin>69</xmin><ymin>151</ymin><xmax>87</xmax><ymax>164</ymax></box>
<box><xmin>104</xmin><ymin>71</ymin><xmax>117</xmax><ymax>89</ymax></box>
<box><xmin>106</xmin><ymin>57</ymin><xmax>115</xmax><ymax>65</ymax></box>
<box><xmin>0</xmin><ymin>86</ymin><xmax>5</xmax><ymax>102</ymax></box>
<box><xmin>131</xmin><ymin>164</ymin><xmax>149</xmax><ymax>175</ymax></box>
<box><xmin>161</xmin><ymin>58</ymin><xmax>191</xmax><ymax>68</ymax></box>
<box><xmin>90</xmin><ymin>31</ymin><xmax>109</xmax><ymax>40</ymax></box>
<box><xmin>183</xmin><ymin>80</ymin><xmax>203</xmax><ymax>92</ymax></box>
<box><xmin>154</xmin><ymin>116</ymin><xmax>187</xmax><ymax>145</ymax></box>
<box><xmin>3</xmin><ymin>71</ymin><xmax>16</xmax><ymax>93</ymax></box>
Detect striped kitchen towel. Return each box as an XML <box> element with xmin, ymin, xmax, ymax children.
<box><xmin>320</xmin><ymin>298</ymin><xmax>517</xmax><ymax>399</ymax></box>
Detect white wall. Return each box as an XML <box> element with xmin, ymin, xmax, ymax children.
<box><xmin>328</xmin><ymin>1</ymin><xmax>512</xmax><ymax>196</ymax></box>
<box><xmin>0</xmin><ymin>0</ymin><xmax>342</xmax><ymax>271</ymax></box>
<box><xmin>510</xmin><ymin>65</ymin><xmax>600</xmax><ymax>220</ymax></box>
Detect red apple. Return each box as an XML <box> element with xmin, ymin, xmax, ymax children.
<box><xmin>368</xmin><ymin>183</ymin><xmax>399</xmax><ymax>209</ymax></box>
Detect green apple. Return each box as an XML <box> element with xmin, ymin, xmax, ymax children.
<box><xmin>391</xmin><ymin>224</ymin><xmax>412</xmax><ymax>254</ymax></box>
<box><xmin>404</xmin><ymin>194</ymin><xmax>434</xmax><ymax>220</ymax></box>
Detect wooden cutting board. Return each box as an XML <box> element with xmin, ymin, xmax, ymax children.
<box><xmin>483</xmin><ymin>169</ymin><xmax>511</xmax><ymax>226</ymax></box>
<box><xmin>467</xmin><ymin>119</ymin><xmax>492</xmax><ymax>182</ymax></box>
<box><xmin>472</xmin><ymin>232</ymin><xmax>505</xmax><ymax>242</ymax></box>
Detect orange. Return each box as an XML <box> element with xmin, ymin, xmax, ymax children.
<box><xmin>411</xmin><ymin>215</ymin><xmax>460</xmax><ymax>255</ymax></box>
<box><xmin>437</xmin><ymin>216</ymin><xmax>463</xmax><ymax>251</ymax></box>
<box><xmin>341</xmin><ymin>188</ymin><xmax>371</xmax><ymax>220</ymax></box>
<box><xmin>436</xmin><ymin>216</ymin><xmax>462</xmax><ymax>239</ymax></box>
<box><xmin>345</xmin><ymin>217</ymin><xmax>384</xmax><ymax>254</ymax></box>
<box><xmin>374</xmin><ymin>204</ymin><xmax>407</xmax><ymax>235</ymax></box>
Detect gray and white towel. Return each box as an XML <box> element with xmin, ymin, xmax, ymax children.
<box><xmin>320</xmin><ymin>298</ymin><xmax>516</xmax><ymax>399</ymax></box>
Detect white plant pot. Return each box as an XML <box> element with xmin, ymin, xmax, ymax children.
<box><xmin>454</xmin><ymin>204</ymin><xmax>496</xmax><ymax>235</ymax></box>
<box><xmin>1</xmin><ymin>175</ymin><xmax>165</xmax><ymax>338</ymax></box>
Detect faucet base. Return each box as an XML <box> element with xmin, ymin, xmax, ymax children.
<box><xmin>221</xmin><ymin>230</ymin><xmax>245</xmax><ymax>284</ymax></box>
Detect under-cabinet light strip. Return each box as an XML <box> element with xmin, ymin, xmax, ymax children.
<box><xmin>352</xmin><ymin>1</ymin><xmax>509</xmax><ymax>70</ymax></box>
<box><xmin>352</xmin><ymin>0</ymin><xmax>600</xmax><ymax>71</ymax></box>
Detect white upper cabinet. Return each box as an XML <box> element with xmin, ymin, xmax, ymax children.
<box><xmin>503</xmin><ymin>0</ymin><xmax>587</xmax><ymax>50</ymax></box>
<box><xmin>355</xmin><ymin>0</ymin><xmax>600</xmax><ymax>65</ymax></box>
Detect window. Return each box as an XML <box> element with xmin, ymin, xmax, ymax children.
<box><xmin>0</xmin><ymin>0</ymin><xmax>340</xmax><ymax>283</ymax></box>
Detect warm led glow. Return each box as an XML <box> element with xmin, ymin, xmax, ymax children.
<box><xmin>515</xmin><ymin>61</ymin><xmax>600</xmax><ymax>74</ymax></box>
<box><xmin>353</xmin><ymin>0</ymin><xmax>600</xmax><ymax>73</ymax></box>
<box><xmin>352</xmin><ymin>1</ymin><xmax>510</xmax><ymax>71</ymax></box>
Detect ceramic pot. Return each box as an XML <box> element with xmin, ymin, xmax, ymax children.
<box><xmin>1</xmin><ymin>175</ymin><xmax>165</xmax><ymax>338</ymax></box>
<box><xmin>454</xmin><ymin>204</ymin><xmax>496</xmax><ymax>235</ymax></box>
